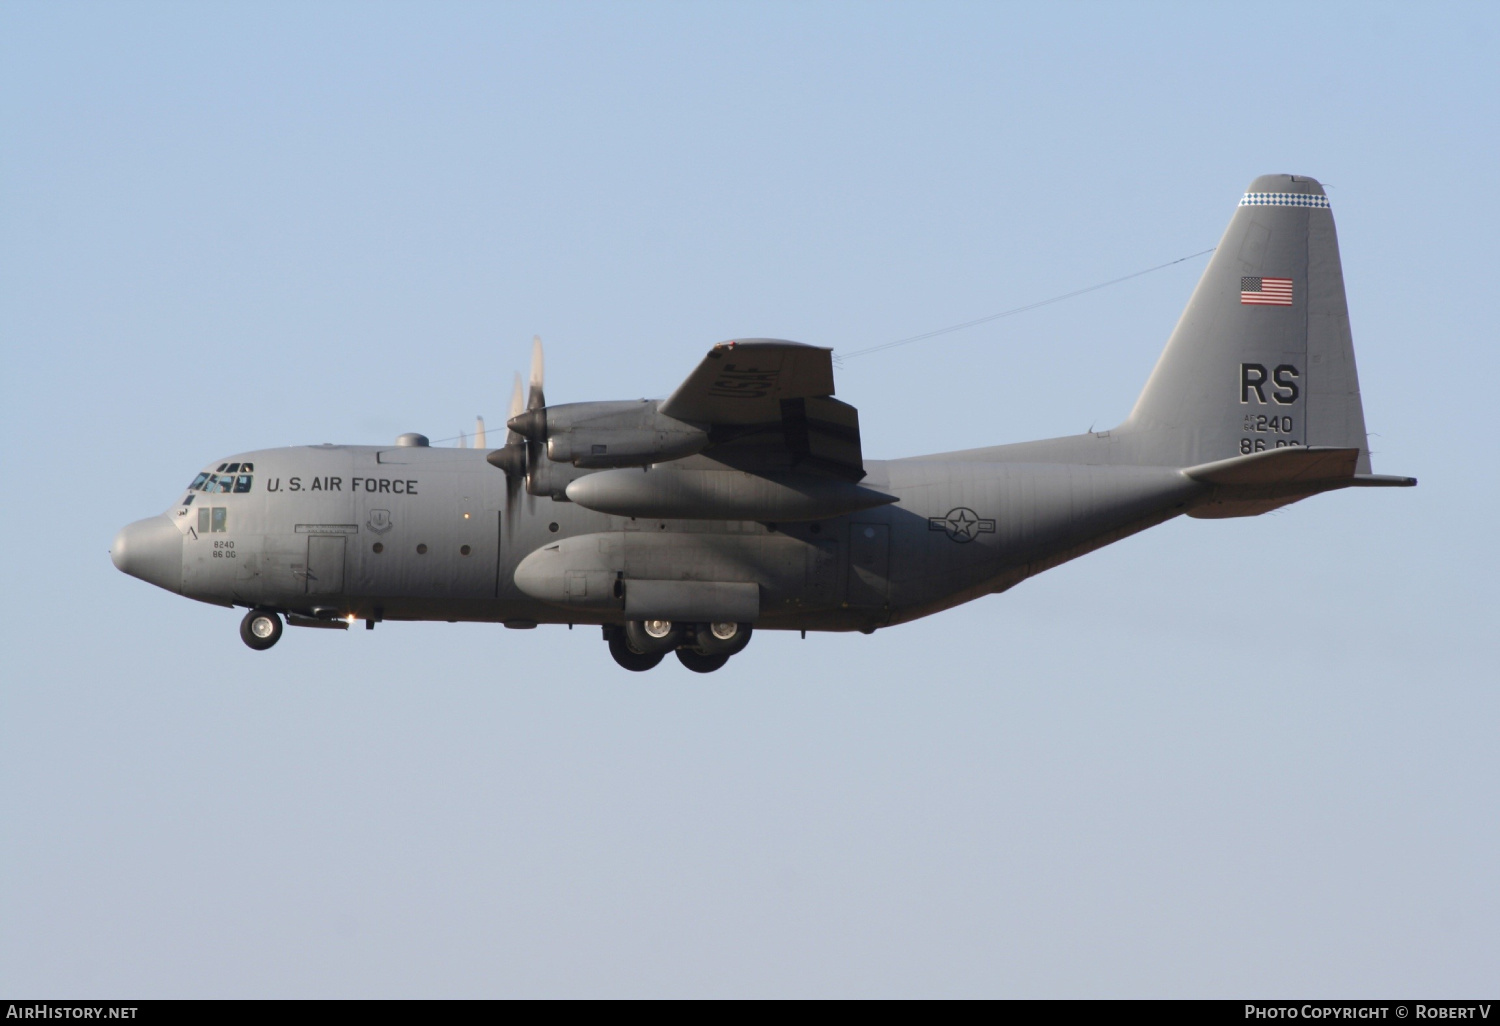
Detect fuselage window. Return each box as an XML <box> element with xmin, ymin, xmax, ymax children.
<box><xmin>234</xmin><ymin>475</ymin><xmax>252</xmax><ymax>493</ymax></box>
<box><xmin>189</xmin><ymin>472</ymin><xmax>210</xmax><ymax>491</ymax></box>
<box><xmin>211</xmin><ymin>508</ymin><xmax>227</xmax><ymax>533</ymax></box>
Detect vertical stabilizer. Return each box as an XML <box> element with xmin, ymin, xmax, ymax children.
<box><xmin>1122</xmin><ymin>175</ymin><xmax>1370</xmax><ymax>472</ymax></box>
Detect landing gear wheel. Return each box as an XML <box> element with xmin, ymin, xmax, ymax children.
<box><xmin>676</xmin><ymin>648</ymin><xmax>730</xmax><ymax>674</ymax></box>
<box><xmin>693</xmin><ymin>621</ymin><xmax>752</xmax><ymax>657</ymax></box>
<box><xmin>240</xmin><ymin>609</ymin><xmax>282</xmax><ymax>651</ymax></box>
<box><xmin>625</xmin><ymin>619</ymin><xmax>682</xmax><ymax>655</ymax></box>
<box><xmin>609</xmin><ymin>632</ymin><xmax>665</xmax><ymax>672</ymax></box>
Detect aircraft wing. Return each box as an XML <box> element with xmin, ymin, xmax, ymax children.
<box><xmin>659</xmin><ymin>339</ymin><xmax>866</xmax><ymax>480</ymax></box>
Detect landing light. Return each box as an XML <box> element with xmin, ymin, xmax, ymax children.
<box><xmin>346</xmin><ymin>614</ymin><xmax>356</xmax><ymax>625</ymax></box>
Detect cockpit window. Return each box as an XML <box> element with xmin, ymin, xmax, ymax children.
<box><xmin>188</xmin><ymin>467</ymin><xmax>253</xmax><ymax>494</ymax></box>
<box><xmin>217</xmin><ymin>464</ymin><xmax>228</xmax><ymax>473</ymax></box>
<box><xmin>211</xmin><ymin>507</ymin><xmax>227</xmax><ymax>532</ymax></box>
<box><xmin>182</xmin><ymin>494</ymin><xmax>194</xmax><ymax>506</ymax></box>
<box><xmin>198</xmin><ymin>507</ymin><xmax>210</xmax><ymax>533</ymax></box>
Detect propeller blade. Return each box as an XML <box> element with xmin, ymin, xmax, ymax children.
<box><xmin>507</xmin><ymin>373</ymin><xmax>525</xmax><ymax>444</ymax></box>
<box><xmin>457</xmin><ymin>429</ymin><xmax>467</xmax><ymax>449</ymax></box>
<box><xmin>486</xmin><ymin>439</ymin><xmax>527</xmax><ymax>542</ymax></box>
<box><xmin>474</xmin><ymin>416</ymin><xmax>486</xmax><ymax>449</ymax></box>
<box><xmin>527</xmin><ymin>335</ymin><xmax>545</xmax><ymax>411</ymax></box>
<box><xmin>493</xmin><ymin>368</ymin><xmax>531</xmax><ymax>541</ymax></box>
<box><xmin>495</xmin><ymin>339</ymin><xmax>546</xmax><ymax>543</ymax></box>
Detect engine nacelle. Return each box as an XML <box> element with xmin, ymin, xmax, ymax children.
<box><xmin>511</xmin><ymin>400</ymin><xmax>710</xmax><ymax>468</ymax></box>
<box><xmin>565</xmin><ymin>465</ymin><xmax>898</xmax><ymax>521</ymax></box>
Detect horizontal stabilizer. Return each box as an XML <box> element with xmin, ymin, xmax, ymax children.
<box><xmin>1183</xmin><ymin>444</ymin><xmax>1413</xmax><ymax>519</ymax></box>
<box><xmin>1183</xmin><ymin>445</ymin><xmax>1361</xmax><ymax>486</ymax></box>
<box><xmin>1349</xmin><ymin>473</ymin><xmax>1418</xmax><ymax>488</ymax></box>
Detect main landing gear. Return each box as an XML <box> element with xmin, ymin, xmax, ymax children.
<box><xmin>240</xmin><ymin>609</ymin><xmax>283</xmax><ymax>650</ymax></box>
<box><xmin>605</xmin><ymin>620</ymin><xmax>753</xmax><ymax>673</ymax></box>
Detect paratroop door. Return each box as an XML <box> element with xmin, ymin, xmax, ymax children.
<box><xmin>306</xmin><ymin>535</ymin><xmax>346</xmax><ymax>595</ymax></box>
<box><xmin>846</xmin><ymin>523</ymin><xmax>889</xmax><ymax>607</ymax></box>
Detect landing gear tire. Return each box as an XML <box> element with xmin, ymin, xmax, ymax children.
<box><xmin>609</xmin><ymin>631</ymin><xmax>665</xmax><ymax>672</ymax></box>
<box><xmin>692</xmin><ymin>621</ymin><xmax>752</xmax><ymax>657</ymax></box>
<box><xmin>676</xmin><ymin>648</ymin><xmax>730</xmax><ymax>674</ymax></box>
<box><xmin>625</xmin><ymin>619</ymin><xmax>682</xmax><ymax>655</ymax></box>
<box><xmin>240</xmin><ymin>609</ymin><xmax>283</xmax><ymax>651</ymax></box>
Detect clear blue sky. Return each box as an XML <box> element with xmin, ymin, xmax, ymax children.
<box><xmin>2</xmin><ymin>1</ymin><xmax>1495</xmax><ymax>997</ymax></box>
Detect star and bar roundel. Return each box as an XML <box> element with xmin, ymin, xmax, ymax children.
<box><xmin>928</xmin><ymin>507</ymin><xmax>996</xmax><ymax>544</ymax></box>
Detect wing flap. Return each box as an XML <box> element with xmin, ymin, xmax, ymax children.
<box><xmin>660</xmin><ymin>340</ymin><xmax>866</xmax><ymax>480</ymax></box>
<box><xmin>660</xmin><ymin>340</ymin><xmax>836</xmax><ymax>424</ymax></box>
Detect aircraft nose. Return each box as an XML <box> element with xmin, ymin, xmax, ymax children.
<box><xmin>111</xmin><ymin>515</ymin><xmax>184</xmax><ymax>593</ymax></box>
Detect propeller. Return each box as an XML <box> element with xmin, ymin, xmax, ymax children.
<box><xmin>487</xmin><ymin>347</ymin><xmax>541</xmax><ymax>534</ymax></box>
<box><xmin>507</xmin><ymin>335</ymin><xmax>547</xmax><ymax>440</ymax></box>
<box><xmin>528</xmin><ymin>335</ymin><xmax>545</xmax><ymax>410</ymax></box>
<box><xmin>508</xmin><ymin>371</ymin><xmax>526</xmax><ymax>435</ymax></box>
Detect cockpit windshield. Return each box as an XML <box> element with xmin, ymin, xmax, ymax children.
<box><xmin>186</xmin><ymin>463</ymin><xmax>254</xmax><ymax>495</ymax></box>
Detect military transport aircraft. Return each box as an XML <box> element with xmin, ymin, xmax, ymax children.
<box><xmin>111</xmin><ymin>174</ymin><xmax>1414</xmax><ymax>672</ymax></box>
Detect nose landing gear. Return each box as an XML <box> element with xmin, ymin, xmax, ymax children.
<box><xmin>605</xmin><ymin>621</ymin><xmax>754</xmax><ymax>673</ymax></box>
<box><xmin>240</xmin><ymin>609</ymin><xmax>283</xmax><ymax>651</ymax></box>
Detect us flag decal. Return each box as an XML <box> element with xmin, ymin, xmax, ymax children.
<box><xmin>1241</xmin><ymin>276</ymin><xmax>1293</xmax><ymax>306</ymax></box>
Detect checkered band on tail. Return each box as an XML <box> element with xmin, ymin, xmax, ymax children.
<box><xmin>1239</xmin><ymin>192</ymin><xmax>1331</xmax><ymax>208</ymax></box>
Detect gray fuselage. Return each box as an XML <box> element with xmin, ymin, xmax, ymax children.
<box><xmin>137</xmin><ymin>441</ymin><xmax>1200</xmax><ymax>633</ymax></box>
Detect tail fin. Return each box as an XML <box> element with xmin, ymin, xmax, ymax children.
<box><xmin>1120</xmin><ymin>174</ymin><xmax>1371</xmax><ymax>472</ymax></box>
